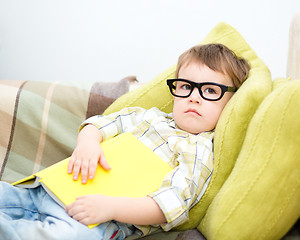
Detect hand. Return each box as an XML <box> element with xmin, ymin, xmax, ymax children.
<box><xmin>67</xmin><ymin>195</ymin><xmax>167</xmax><ymax>226</ymax></box>
<box><xmin>68</xmin><ymin>140</ymin><xmax>110</xmax><ymax>184</ymax></box>
<box><xmin>66</xmin><ymin>195</ymin><xmax>115</xmax><ymax>226</ymax></box>
<box><xmin>68</xmin><ymin>124</ymin><xmax>111</xmax><ymax>184</ymax></box>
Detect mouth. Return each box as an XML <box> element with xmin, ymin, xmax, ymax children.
<box><xmin>185</xmin><ymin>109</ymin><xmax>201</xmax><ymax>116</ymax></box>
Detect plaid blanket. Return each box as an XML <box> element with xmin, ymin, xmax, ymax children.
<box><xmin>0</xmin><ymin>78</ymin><xmax>131</xmax><ymax>183</ymax></box>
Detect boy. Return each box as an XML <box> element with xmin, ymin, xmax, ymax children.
<box><xmin>0</xmin><ymin>43</ymin><xmax>250</xmax><ymax>240</ymax></box>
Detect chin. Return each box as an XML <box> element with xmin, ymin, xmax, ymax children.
<box><xmin>180</xmin><ymin>125</ymin><xmax>203</xmax><ymax>134</ymax></box>
<box><xmin>180</xmin><ymin>122</ymin><xmax>215</xmax><ymax>134</ymax></box>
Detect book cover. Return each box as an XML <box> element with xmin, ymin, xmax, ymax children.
<box><xmin>13</xmin><ymin>132</ymin><xmax>172</xmax><ymax>228</ymax></box>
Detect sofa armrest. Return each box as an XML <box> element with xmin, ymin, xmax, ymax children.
<box><xmin>287</xmin><ymin>12</ymin><xmax>300</xmax><ymax>79</ymax></box>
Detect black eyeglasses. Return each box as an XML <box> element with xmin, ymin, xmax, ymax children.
<box><xmin>167</xmin><ymin>78</ymin><xmax>237</xmax><ymax>101</ymax></box>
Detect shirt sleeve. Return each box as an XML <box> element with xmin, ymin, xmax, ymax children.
<box><xmin>148</xmin><ymin>134</ymin><xmax>214</xmax><ymax>231</ymax></box>
<box><xmin>79</xmin><ymin>107</ymin><xmax>148</xmax><ymax>141</ymax></box>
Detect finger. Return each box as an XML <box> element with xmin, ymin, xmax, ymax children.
<box><xmin>65</xmin><ymin>203</ymin><xmax>74</xmax><ymax>214</ymax></box>
<box><xmin>72</xmin><ymin>159</ymin><xmax>82</xmax><ymax>181</ymax></box>
<box><xmin>88</xmin><ymin>160</ymin><xmax>98</xmax><ymax>180</ymax></box>
<box><xmin>67</xmin><ymin>207</ymin><xmax>87</xmax><ymax>223</ymax></box>
<box><xmin>66</xmin><ymin>202</ymin><xmax>77</xmax><ymax>217</ymax></box>
<box><xmin>72</xmin><ymin>211</ymin><xmax>88</xmax><ymax>223</ymax></box>
<box><xmin>66</xmin><ymin>198</ymin><xmax>84</xmax><ymax>216</ymax></box>
<box><xmin>80</xmin><ymin>160</ymin><xmax>90</xmax><ymax>184</ymax></box>
<box><xmin>75</xmin><ymin>195</ymin><xmax>86</xmax><ymax>201</ymax></box>
<box><xmin>66</xmin><ymin>200</ymin><xmax>91</xmax><ymax>225</ymax></box>
<box><xmin>67</xmin><ymin>157</ymin><xmax>74</xmax><ymax>174</ymax></box>
<box><xmin>99</xmin><ymin>154</ymin><xmax>111</xmax><ymax>171</ymax></box>
<box><xmin>78</xmin><ymin>218</ymin><xmax>91</xmax><ymax>226</ymax></box>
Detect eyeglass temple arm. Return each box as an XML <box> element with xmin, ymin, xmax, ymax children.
<box><xmin>227</xmin><ymin>86</ymin><xmax>237</xmax><ymax>92</ymax></box>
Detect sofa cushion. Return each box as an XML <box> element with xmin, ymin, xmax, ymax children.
<box><xmin>105</xmin><ymin>22</ymin><xmax>272</xmax><ymax>230</ymax></box>
<box><xmin>200</xmin><ymin>79</ymin><xmax>300</xmax><ymax>239</ymax></box>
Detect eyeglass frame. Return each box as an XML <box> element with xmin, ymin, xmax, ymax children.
<box><xmin>166</xmin><ymin>78</ymin><xmax>237</xmax><ymax>101</ymax></box>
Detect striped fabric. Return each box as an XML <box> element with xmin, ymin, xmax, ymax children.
<box><xmin>0</xmin><ymin>79</ymin><xmax>131</xmax><ymax>183</ymax></box>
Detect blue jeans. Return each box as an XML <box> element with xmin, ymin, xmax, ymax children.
<box><xmin>0</xmin><ymin>182</ymin><xmax>135</xmax><ymax>240</ymax></box>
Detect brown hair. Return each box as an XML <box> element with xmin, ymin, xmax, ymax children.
<box><xmin>175</xmin><ymin>43</ymin><xmax>250</xmax><ymax>88</ymax></box>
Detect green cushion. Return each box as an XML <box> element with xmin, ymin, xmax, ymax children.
<box><xmin>200</xmin><ymin>80</ymin><xmax>300</xmax><ymax>239</ymax></box>
<box><xmin>272</xmin><ymin>77</ymin><xmax>290</xmax><ymax>90</ymax></box>
<box><xmin>104</xmin><ymin>22</ymin><xmax>272</xmax><ymax>230</ymax></box>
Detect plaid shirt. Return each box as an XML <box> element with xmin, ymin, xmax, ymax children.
<box><xmin>81</xmin><ymin>107</ymin><xmax>214</xmax><ymax>235</ymax></box>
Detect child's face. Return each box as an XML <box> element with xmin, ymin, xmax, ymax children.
<box><xmin>173</xmin><ymin>61</ymin><xmax>235</xmax><ymax>134</ymax></box>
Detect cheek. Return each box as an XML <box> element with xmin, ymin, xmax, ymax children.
<box><xmin>172</xmin><ymin>99</ymin><xmax>187</xmax><ymax>126</ymax></box>
<box><xmin>222</xmin><ymin>93</ymin><xmax>234</xmax><ymax>106</ymax></box>
<box><xmin>172</xmin><ymin>98</ymin><xmax>183</xmax><ymax>113</ymax></box>
<box><xmin>214</xmin><ymin>94</ymin><xmax>233</xmax><ymax>114</ymax></box>
<box><xmin>172</xmin><ymin>103</ymin><xmax>181</xmax><ymax>122</ymax></box>
<box><xmin>205</xmin><ymin>103</ymin><xmax>226</xmax><ymax>126</ymax></box>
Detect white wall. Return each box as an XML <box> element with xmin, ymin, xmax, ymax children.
<box><xmin>0</xmin><ymin>0</ymin><xmax>299</xmax><ymax>83</ymax></box>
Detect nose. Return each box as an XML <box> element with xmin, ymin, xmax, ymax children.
<box><xmin>189</xmin><ymin>88</ymin><xmax>202</xmax><ymax>104</ymax></box>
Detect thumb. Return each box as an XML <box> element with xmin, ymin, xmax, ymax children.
<box><xmin>99</xmin><ymin>154</ymin><xmax>111</xmax><ymax>171</ymax></box>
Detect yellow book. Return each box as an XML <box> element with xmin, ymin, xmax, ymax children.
<box><xmin>13</xmin><ymin>132</ymin><xmax>172</xmax><ymax>228</ymax></box>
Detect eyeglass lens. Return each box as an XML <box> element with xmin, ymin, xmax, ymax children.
<box><xmin>173</xmin><ymin>80</ymin><xmax>223</xmax><ymax>100</ymax></box>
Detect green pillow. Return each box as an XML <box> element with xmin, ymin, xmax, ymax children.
<box><xmin>104</xmin><ymin>22</ymin><xmax>272</xmax><ymax>230</ymax></box>
<box><xmin>200</xmin><ymin>79</ymin><xmax>300</xmax><ymax>239</ymax></box>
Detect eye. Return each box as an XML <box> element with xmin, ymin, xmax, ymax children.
<box><xmin>176</xmin><ymin>81</ymin><xmax>192</xmax><ymax>91</ymax></box>
<box><xmin>181</xmin><ymin>84</ymin><xmax>192</xmax><ymax>90</ymax></box>
<box><xmin>204</xmin><ymin>87</ymin><xmax>217</xmax><ymax>95</ymax></box>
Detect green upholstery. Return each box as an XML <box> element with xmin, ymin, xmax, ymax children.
<box><xmin>200</xmin><ymin>79</ymin><xmax>300</xmax><ymax>239</ymax></box>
